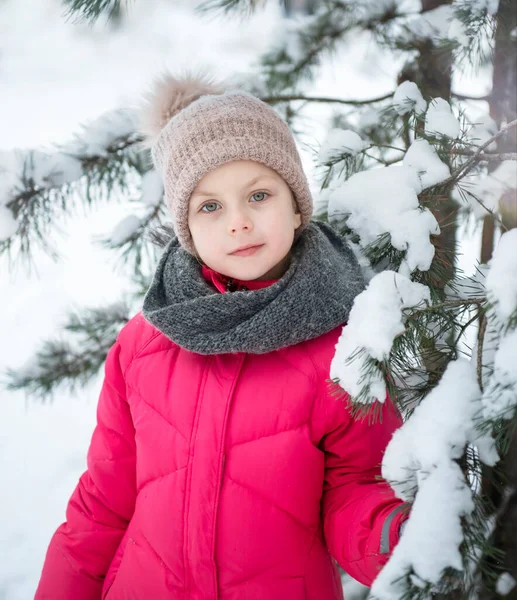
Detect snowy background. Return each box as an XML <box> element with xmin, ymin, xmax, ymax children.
<box><xmin>0</xmin><ymin>0</ymin><xmax>489</xmax><ymax>597</ymax></box>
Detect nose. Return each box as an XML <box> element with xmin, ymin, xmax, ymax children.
<box><xmin>227</xmin><ymin>206</ymin><xmax>253</xmax><ymax>234</ymax></box>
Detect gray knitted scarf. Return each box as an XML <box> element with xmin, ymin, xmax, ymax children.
<box><xmin>142</xmin><ymin>220</ymin><xmax>365</xmax><ymax>355</ymax></box>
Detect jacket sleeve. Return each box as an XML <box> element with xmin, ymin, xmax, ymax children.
<box><xmin>320</xmin><ymin>386</ymin><xmax>410</xmax><ymax>586</ymax></box>
<box><xmin>35</xmin><ymin>340</ymin><xmax>137</xmax><ymax>600</ymax></box>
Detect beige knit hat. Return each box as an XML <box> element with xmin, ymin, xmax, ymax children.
<box><xmin>138</xmin><ymin>70</ymin><xmax>313</xmax><ymax>255</ymax></box>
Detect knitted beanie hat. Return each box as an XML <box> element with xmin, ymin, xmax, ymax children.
<box><xmin>137</xmin><ymin>70</ymin><xmax>314</xmax><ymax>255</ymax></box>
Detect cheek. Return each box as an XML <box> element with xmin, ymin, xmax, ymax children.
<box><xmin>188</xmin><ymin>221</ymin><xmax>207</xmax><ymax>253</ymax></box>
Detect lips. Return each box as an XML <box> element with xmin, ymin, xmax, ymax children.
<box><xmin>230</xmin><ymin>244</ymin><xmax>264</xmax><ymax>257</ymax></box>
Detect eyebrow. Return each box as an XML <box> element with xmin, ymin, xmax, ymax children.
<box><xmin>192</xmin><ymin>175</ymin><xmax>274</xmax><ymax>198</ymax></box>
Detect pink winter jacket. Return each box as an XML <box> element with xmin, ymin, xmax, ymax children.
<box><xmin>35</xmin><ymin>267</ymin><xmax>408</xmax><ymax>600</ymax></box>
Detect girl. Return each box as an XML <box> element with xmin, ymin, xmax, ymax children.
<box><xmin>35</xmin><ymin>72</ymin><xmax>409</xmax><ymax>600</ymax></box>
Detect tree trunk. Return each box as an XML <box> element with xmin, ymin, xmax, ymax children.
<box><xmin>411</xmin><ymin>0</ymin><xmax>458</xmax><ymax>393</ymax></box>
<box><xmin>417</xmin><ymin>0</ymin><xmax>457</xmax><ymax>288</ymax></box>
<box><xmin>479</xmin><ymin>1</ymin><xmax>517</xmax><ymax>598</ymax></box>
<box><xmin>414</xmin><ymin>2</ymin><xmax>460</xmax><ymax>598</ymax></box>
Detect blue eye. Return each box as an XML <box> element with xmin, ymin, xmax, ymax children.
<box><xmin>251</xmin><ymin>192</ymin><xmax>268</xmax><ymax>202</ymax></box>
<box><xmin>201</xmin><ymin>202</ymin><xmax>220</xmax><ymax>213</ymax></box>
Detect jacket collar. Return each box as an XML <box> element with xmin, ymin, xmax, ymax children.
<box><xmin>200</xmin><ymin>264</ymin><xmax>278</xmax><ymax>294</ymax></box>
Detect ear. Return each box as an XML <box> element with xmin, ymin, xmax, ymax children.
<box><xmin>291</xmin><ymin>194</ymin><xmax>302</xmax><ymax>229</ymax></box>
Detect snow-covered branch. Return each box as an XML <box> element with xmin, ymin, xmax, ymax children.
<box><xmin>0</xmin><ymin>109</ymin><xmax>160</xmax><ymax>270</ymax></box>
<box><xmin>436</xmin><ymin>118</ymin><xmax>517</xmax><ymax>190</ymax></box>
<box><xmin>371</xmin><ymin>360</ymin><xmax>497</xmax><ymax>598</ymax></box>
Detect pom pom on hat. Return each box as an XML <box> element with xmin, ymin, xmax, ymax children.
<box><xmin>138</xmin><ymin>69</ymin><xmax>227</xmax><ymax>149</ymax></box>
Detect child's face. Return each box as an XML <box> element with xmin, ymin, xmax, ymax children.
<box><xmin>188</xmin><ymin>160</ymin><xmax>302</xmax><ymax>281</ymax></box>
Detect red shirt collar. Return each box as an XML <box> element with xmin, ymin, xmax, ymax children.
<box><xmin>201</xmin><ymin>264</ymin><xmax>278</xmax><ymax>293</ymax></box>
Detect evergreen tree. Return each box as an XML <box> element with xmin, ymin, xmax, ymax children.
<box><xmin>1</xmin><ymin>0</ymin><xmax>516</xmax><ymax>597</ymax></box>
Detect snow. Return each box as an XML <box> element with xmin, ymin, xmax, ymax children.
<box><xmin>0</xmin><ymin>146</ymin><xmax>84</xmax><ymax>236</ymax></box>
<box><xmin>325</xmin><ymin>164</ymin><xmax>441</xmax><ymax>276</ymax></box>
<box><xmin>0</xmin><ymin>154</ymin><xmax>19</xmax><ymax>204</ymax></box>
<box><xmin>141</xmin><ymin>170</ymin><xmax>164</xmax><ymax>207</ymax></box>
<box><xmin>330</xmin><ymin>271</ymin><xmax>430</xmax><ymax>403</ymax></box>
<box><xmin>357</xmin><ymin>107</ymin><xmax>383</xmax><ymax>131</ymax></box>
<box><xmin>467</xmin><ymin>0</ymin><xmax>500</xmax><ymax>15</ymax></box>
<box><xmin>392</xmin><ymin>81</ymin><xmax>427</xmax><ymax>116</ymax></box>
<box><xmin>0</xmin><ymin>204</ymin><xmax>18</xmax><ymax>241</ymax></box>
<box><xmin>0</xmin><ymin>0</ymin><xmax>503</xmax><ymax>597</ymax></box>
<box><xmin>323</xmin><ymin>128</ymin><xmax>450</xmax><ymax>279</ymax></box>
<box><xmin>372</xmin><ymin>461</ymin><xmax>472</xmax><ymax>596</ymax></box>
<box><xmin>448</xmin><ymin>17</ymin><xmax>469</xmax><ymax>46</ymax></box>
<box><xmin>402</xmin><ymin>5</ymin><xmax>454</xmax><ymax>41</ymax></box>
<box><xmin>496</xmin><ymin>572</ymin><xmax>517</xmax><ymax>596</ymax></box>
<box><xmin>481</xmin><ymin>230</ymin><xmax>517</xmax><ymax>421</ymax></box>
<box><xmin>444</xmin><ymin>265</ymin><xmax>488</xmax><ymax>301</ymax></box>
<box><xmin>63</xmin><ymin>109</ymin><xmax>138</xmax><ymax>158</ymax></box>
<box><xmin>26</xmin><ymin>150</ymin><xmax>84</xmax><ymax>189</ymax></box>
<box><xmin>403</xmin><ymin>138</ymin><xmax>451</xmax><ymax>189</ymax></box>
<box><xmin>468</xmin><ymin>114</ymin><xmax>498</xmax><ymax>150</ymax></box>
<box><xmin>382</xmin><ymin>359</ymin><xmax>497</xmax><ymax>500</ymax></box>
<box><xmin>485</xmin><ymin>229</ymin><xmax>517</xmax><ymax>322</ymax></box>
<box><xmin>371</xmin><ymin>360</ymin><xmax>498</xmax><ymax>598</ymax></box>
<box><xmin>425</xmin><ymin>98</ymin><xmax>461</xmax><ymax>139</ymax></box>
<box><xmin>318</xmin><ymin>129</ymin><xmax>369</xmax><ymax>162</ymax></box>
<box><xmin>448</xmin><ymin>0</ymin><xmax>499</xmax><ymax>52</ymax></box>
<box><xmin>342</xmin><ymin>575</ymin><xmax>369</xmax><ymax>600</ymax></box>
<box><xmin>452</xmin><ymin>160</ymin><xmax>517</xmax><ymax>219</ymax></box>
<box><xmin>372</xmin><ymin>229</ymin><xmax>515</xmax><ymax>597</ymax></box>
<box><xmin>110</xmin><ymin>215</ymin><xmax>142</xmax><ymax>245</ymax></box>
<box><xmin>281</xmin><ymin>12</ymin><xmax>315</xmax><ymax>64</ymax></box>
<box><xmin>360</xmin><ymin>0</ymin><xmax>402</xmax><ymax>21</ymax></box>
<box><xmin>482</xmin><ymin>329</ymin><xmax>517</xmax><ymax>420</ymax></box>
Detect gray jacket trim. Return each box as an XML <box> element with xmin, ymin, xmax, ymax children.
<box><xmin>380</xmin><ymin>503</ymin><xmax>410</xmax><ymax>554</ymax></box>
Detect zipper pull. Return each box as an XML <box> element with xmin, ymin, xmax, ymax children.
<box><xmin>226</xmin><ymin>278</ymin><xmax>238</xmax><ymax>292</ymax></box>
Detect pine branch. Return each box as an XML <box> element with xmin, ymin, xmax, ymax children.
<box><xmin>262</xmin><ymin>92</ymin><xmax>394</xmax><ymax>105</ymax></box>
<box><xmin>407</xmin><ymin>298</ymin><xmax>486</xmax><ymax>314</ymax></box>
<box><xmin>1</xmin><ymin>301</ymin><xmax>133</xmax><ymax>400</ymax></box>
<box><xmin>453</xmin><ymin>0</ymin><xmax>498</xmax><ymax>66</ymax></box>
<box><xmin>62</xmin><ymin>0</ymin><xmax>128</xmax><ymax>23</ymax></box>
<box><xmin>257</xmin><ymin>1</ymin><xmax>418</xmax><ymax>93</ymax></box>
<box><xmin>1</xmin><ymin>120</ymin><xmax>146</xmax><ymax>271</ymax></box>
<box><xmin>435</xmin><ymin>118</ymin><xmax>517</xmax><ymax>189</ymax></box>
<box><xmin>451</xmin><ymin>150</ymin><xmax>517</xmax><ymax>161</ymax></box>
<box><xmin>196</xmin><ymin>0</ymin><xmax>269</xmax><ymax>16</ymax></box>
<box><xmin>96</xmin><ymin>196</ymin><xmax>167</xmax><ymax>278</ymax></box>
<box><xmin>477</xmin><ymin>312</ymin><xmax>487</xmax><ymax>392</ymax></box>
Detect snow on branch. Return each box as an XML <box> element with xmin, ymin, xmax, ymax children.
<box><xmin>330</xmin><ymin>271</ymin><xmax>430</xmax><ymax>404</ymax></box>
<box><xmin>324</xmin><ymin>138</ymin><xmax>447</xmax><ymax>276</ymax></box>
<box><xmin>438</xmin><ymin>118</ymin><xmax>517</xmax><ymax>191</ymax></box>
<box><xmin>392</xmin><ymin>81</ymin><xmax>427</xmax><ymax>116</ymax></box>
<box><xmin>480</xmin><ymin>230</ymin><xmax>517</xmax><ymax>422</ymax></box>
<box><xmin>485</xmin><ymin>229</ymin><xmax>517</xmax><ymax>326</ymax></box>
<box><xmin>370</xmin><ymin>359</ymin><xmax>498</xmax><ymax>598</ymax></box>
<box><xmin>425</xmin><ymin>98</ymin><xmax>461</xmax><ymax>139</ymax></box>
<box><xmin>320</xmin><ymin>86</ymin><xmax>516</xmax><ymax>597</ymax></box>
<box><xmin>258</xmin><ymin>1</ymin><xmax>419</xmax><ymax>93</ymax></box>
<box><xmin>0</xmin><ymin>109</ymin><xmax>153</xmax><ymax>268</ymax></box>
<box><xmin>318</xmin><ymin>130</ymin><xmax>369</xmax><ymax>163</ymax></box>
